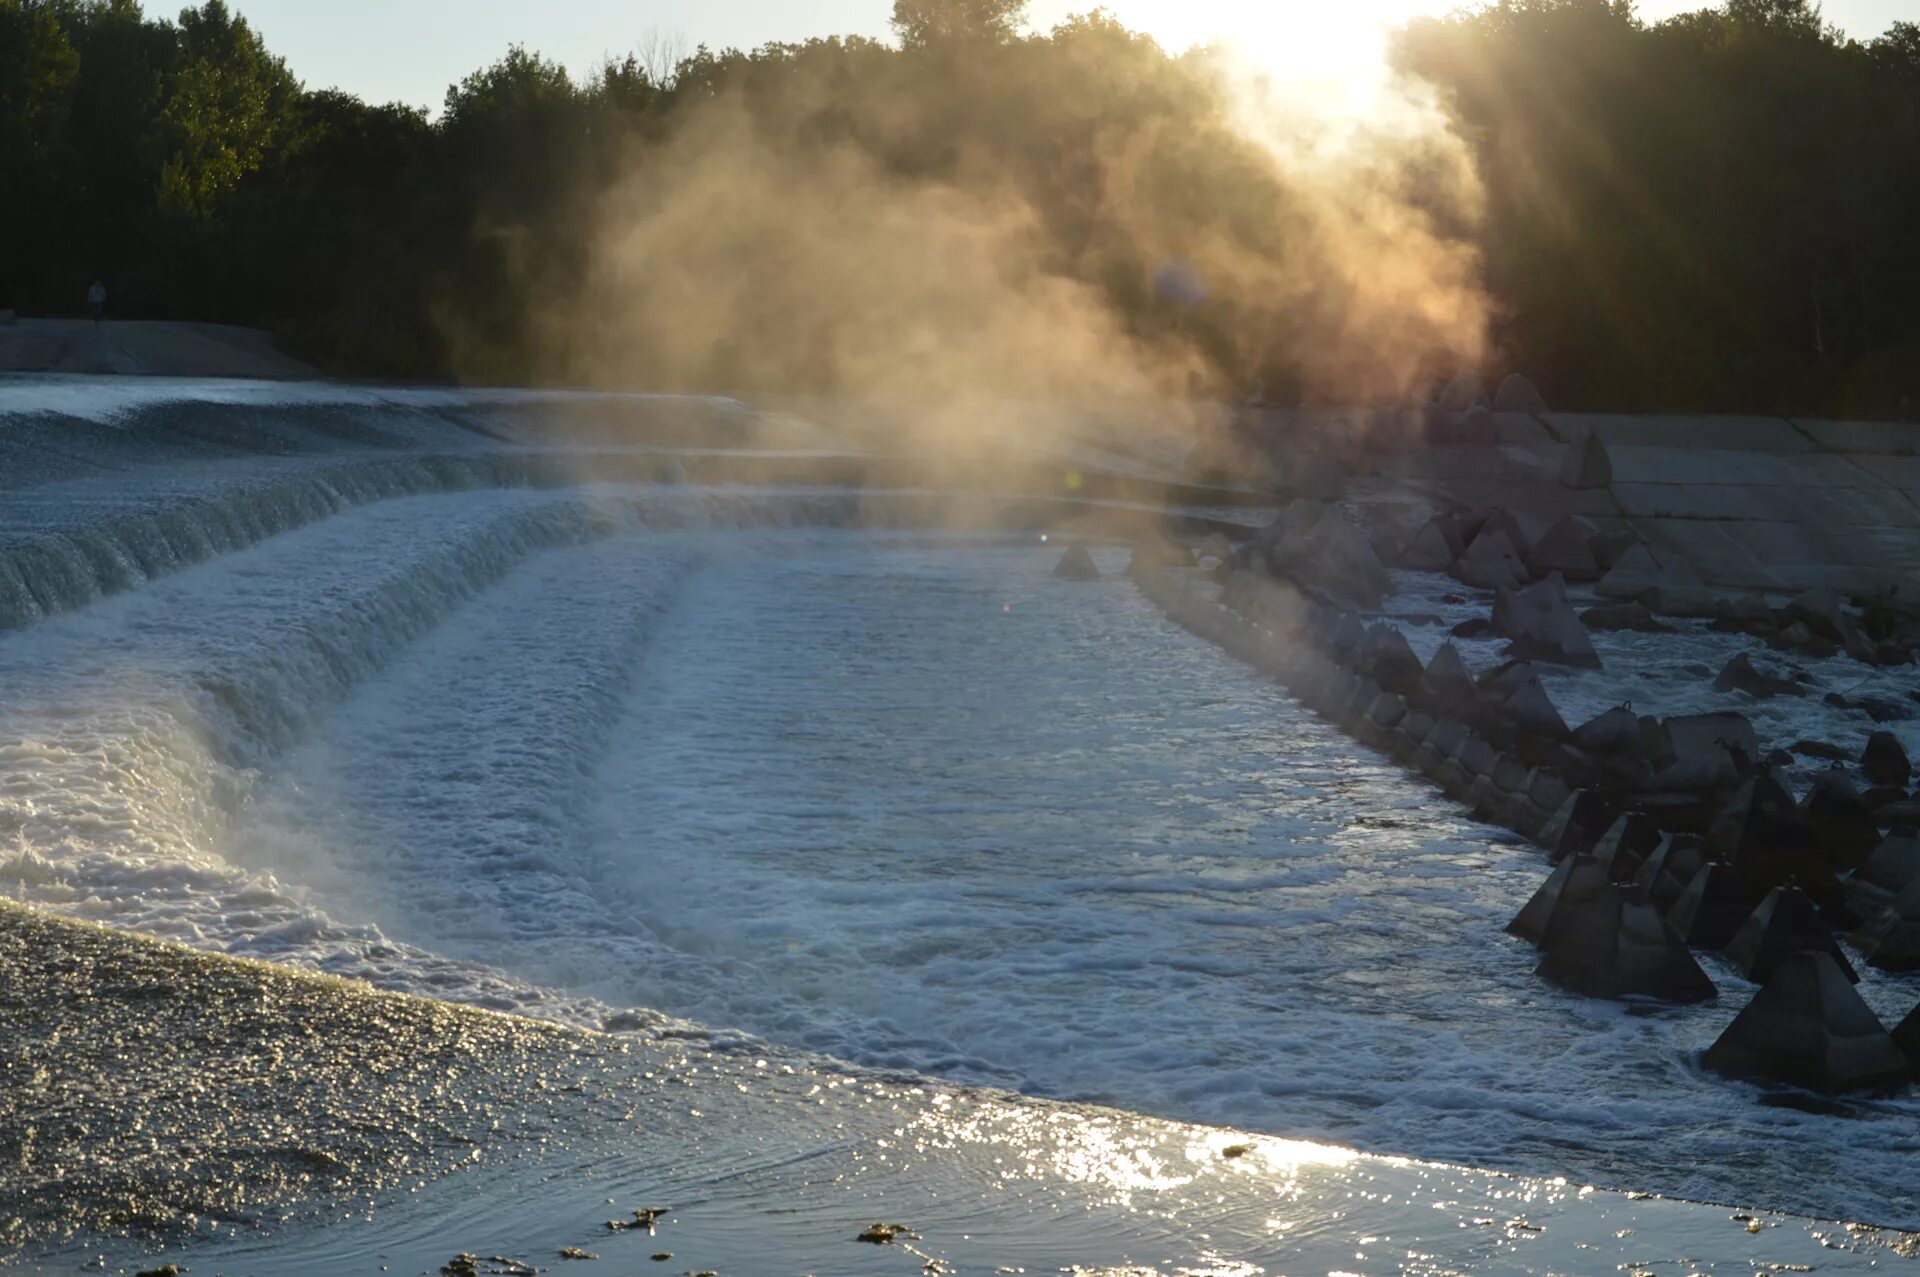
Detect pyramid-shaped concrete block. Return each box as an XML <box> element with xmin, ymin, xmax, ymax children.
<box><xmin>1559</xmin><ymin>429</ymin><xmax>1613</xmax><ymax>489</ymax></box>
<box><xmin>1493</xmin><ymin>576</ymin><xmax>1602</xmax><ymax>669</ymax></box>
<box><xmin>1419</xmin><ymin>642</ymin><xmax>1478</xmax><ymax>716</ymax></box>
<box><xmin>1703</xmin><ymin>951</ymin><xmax>1909</xmax><ymax>1093</ymax></box>
<box><xmin>1438</xmin><ymin>370</ymin><xmax>1487</xmax><ymax>412</ymax></box>
<box><xmin>1525</xmin><ymin>515</ymin><xmax>1601</xmax><ymax>581</ymax></box>
<box><xmin>1858</xmin><ymin>880</ymin><xmax>1920</xmax><ymax>972</ymax></box>
<box><xmin>1536</xmin><ymin>888</ymin><xmax>1717</xmax><ymax>1003</ymax></box>
<box><xmin>1054</xmin><ymin>544</ymin><xmax>1101</xmax><ymax>580</ymax></box>
<box><xmin>1800</xmin><ymin>769</ymin><xmax>1881</xmax><ymax>872</ymax></box>
<box><xmin>1633</xmin><ymin>836</ymin><xmax>1705</xmax><ymax>912</ymax></box>
<box><xmin>1501</xmin><ymin>675</ymin><xmax>1571</xmax><ymax>743</ymax></box>
<box><xmin>1862</xmin><ymin>833</ymin><xmax>1920</xmax><ymax>897</ymax></box>
<box><xmin>1667</xmin><ymin>862</ymin><xmax>1760</xmax><ymax>949</ymax></box>
<box><xmin>1508</xmin><ymin>855</ymin><xmax>1613</xmax><ymax>947</ymax></box>
<box><xmin>1725</xmin><ymin>884</ymin><xmax>1858</xmax><ymax>984</ymax></box>
<box><xmin>1493</xmin><ymin>373</ymin><xmax>1549</xmax><ymax>413</ymax></box>
<box><xmin>1401</xmin><ymin>519</ymin><xmax>1457</xmax><ymax>572</ymax></box>
<box><xmin>1455</xmin><ymin>528</ymin><xmax>1528</xmax><ymax>591</ymax></box>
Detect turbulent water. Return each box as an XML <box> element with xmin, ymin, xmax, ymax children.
<box><xmin>1</xmin><ymin>387</ymin><xmax>1917</xmax><ymax>1267</ymax></box>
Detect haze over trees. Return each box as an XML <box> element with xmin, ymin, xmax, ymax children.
<box><xmin>2</xmin><ymin>0</ymin><xmax>1918</xmax><ymax>416</ymax></box>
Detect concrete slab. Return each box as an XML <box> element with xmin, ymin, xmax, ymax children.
<box><xmin>1614</xmin><ymin>481</ymin><xmax>1920</xmax><ymax>527</ymax></box>
<box><xmin>1545</xmin><ymin>413</ymin><xmax>1814</xmax><ymax>452</ymax></box>
<box><xmin>1848</xmin><ymin>454</ymin><xmax>1920</xmax><ymax>498</ymax></box>
<box><xmin>1414</xmin><ymin>474</ymin><xmax>1621</xmax><ymax>520</ymax></box>
<box><xmin>1606</xmin><ymin>445</ymin><xmax>1889</xmax><ymax>488</ymax></box>
<box><xmin>1633</xmin><ymin>518</ymin><xmax>1791</xmax><ymax>588</ymax></box>
<box><xmin>1791</xmin><ymin>418</ymin><xmax>1920</xmax><ymax>455</ymax></box>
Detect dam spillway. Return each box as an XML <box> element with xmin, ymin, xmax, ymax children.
<box><xmin>0</xmin><ymin>376</ymin><xmax>1915</xmax><ymax>1274</ymax></box>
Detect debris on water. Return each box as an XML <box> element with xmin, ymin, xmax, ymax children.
<box><xmin>611</xmin><ymin>1206</ymin><xmax>670</xmax><ymax>1233</ymax></box>
<box><xmin>442</xmin><ymin>1258</ymin><xmax>534</xmax><ymax>1277</ymax></box>
<box><xmin>650</xmin><ymin>1254</ymin><xmax>672</xmax><ymax>1263</ymax></box>
<box><xmin>135</xmin><ymin>1266</ymin><xmax>185</xmax><ymax>1277</ymax></box>
<box><xmin>1220</xmin><ymin>1143</ymin><xmax>1254</xmax><ymax>1159</ymax></box>
<box><xmin>560</xmin><ymin>1246</ymin><xmax>598</xmax><ymax>1260</ymax></box>
<box><xmin>857</xmin><ymin>1222</ymin><xmax>921</xmax><ymax>1244</ymax></box>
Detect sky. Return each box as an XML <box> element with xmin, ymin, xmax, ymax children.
<box><xmin>225</xmin><ymin>0</ymin><xmax>1915</xmax><ymax>114</ymax></box>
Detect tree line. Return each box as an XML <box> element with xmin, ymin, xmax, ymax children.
<box><xmin>3</xmin><ymin>0</ymin><xmax>1918</xmax><ymax>416</ymax></box>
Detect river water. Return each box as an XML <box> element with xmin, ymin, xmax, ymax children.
<box><xmin>1</xmin><ymin>475</ymin><xmax>1914</xmax><ymax>1257</ymax></box>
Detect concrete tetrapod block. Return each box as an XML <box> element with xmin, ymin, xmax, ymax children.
<box><xmin>1856</xmin><ymin>879</ymin><xmax>1920</xmax><ymax>972</ymax></box>
<box><xmin>1508</xmin><ymin>855</ymin><xmax>1613</xmax><ymax>947</ymax></box>
<box><xmin>1512</xmin><ymin>769</ymin><xmax>1573</xmax><ymax>840</ymax></box>
<box><xmin>1713</xmin><ymin>653</ymin><xmax>1804</xmax><ymax>699</ymax></box>
<box><xmin>1559</xmin><ymin>430</ymin><xmax>1613</xmax><ymax>490</ymax></box>
<box><xmin>1702</xmin><ymin>951</ymin><xmax>1910</xmax><ymax>1094</ymax></box>
<box><xmin>1284</xmin><ymin>508</ymin><xmax>1393</xmax><ymax>612</ymax></box>
<box><xmin>1704</xmin><ymin>776</ymin><xmax>1843</xmax><ymax>902</ymax></box>
<box><xmin>1864</xmin><ymin>731</ymin><xmax>1914</xmax><ymax>788</ymax></box>
<box><xmin>1479</xmin><ymin>509</ymin><xmax>1544</xmax><ymax>560</ymax></box>
<box><xmin>1800</xmin><ymin>769</ymin><xmax>1882</xmax><ymax>873</ymax></box>
<box><xmin>1536</xmin><ymin>888</ymin><xmax>1718</xmax><ymax>1004</ymax></box>
<box><xmin>1655</xmin><ymin>712</ymin><xmax>1760</xmax><ymax>792</ymax></box>
<box><xmin>1361</xmin><ymin>625</ymin><xmax>1425</xmax><ymax>697</ymax></box>
<box><xmin>1536</xmin><ymin>791</ymin><xmax>1622</xmax><ymax>862</ymax></box>
<box><xmin>1054</xmin><ymin>544</ymin><xmax>1101</xmax><ymax>580</ymax></box>
<box><xmin>1590</xmin><ymin>812</ymin><xmax>1667</xmax><ymax>883</ymax></box>
<box><xmin>1525</xmin><ymin>515</ymin><xmax>1601</xmax><ymax>581</ymax></box>
<box><xmin>1633</xmin><ymin>836</ymin><xmax>1707</xmax><ymax>913</ymax></box>
<box><xmin>1493</xmin><ymin>372</ymin><xmax>1549</xmax><ymax>414</ymax></box>
<box><xmin>1401</xmin><ymin>519</ymin><xmax>1457</xmax><ymax>572</ymax></box>
<box><xmin>1455</xmin><ymin>527</ymin><xmax>1529</xmax><ymax>591</ymax></box>
<box><xmin>1861</xmin><ymin>832</ymin><xmax>1920</xmax><ymax>897</ymax></box>
<box><xmin>1328</xmin><ymin>612</ymin><xmax>1369</xmax><ymax>666</ymax></box>
<box><xmin>1784</xmin><ymin>587</ymin><xmax>1847</xmax><ymax>641</ymax></box>
<box><xmin>1493</xmin><ymin>576</ymin><xmax>1602</xmax><ymax>669</ymax></box>
<box><xmin>1498</xmin><ymin>676</ymin><xmax>1572</xmax><ymax>752</ymax></box>
<box><xmin>1569</xmin><ymin>705</ymin><xmax>1654</xmax><ymax>789</ymax></box>
<box><xmin>1725</xmin><ymin>885</ymin><xmax>1860</xmax><ymax>984</ymax></box>
<box><xmin>1438</xmin><ymin>370</ymin><xmax>1487</xmax><ymax>412</ymax></box>
<box><xmin>1391</xmin><ymin>709</ymin><xmax>1435</xmax><ymax>763</ymax></box>
<box><xmin>1415</xmin><ymin>717</ymin><xmax>1472</xmax><ymax>784</ymax></box>
<box><xmin>1667</xmin><ymin>863</ymin><xmax>1762</xmax><ymax>949</ymax></box>
<box><xmin>1418</xmin><ymin>642</ymin><xmax>1478</xmax><ymax>718</ymax></box>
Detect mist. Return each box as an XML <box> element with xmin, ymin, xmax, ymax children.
<box><xmin>452</xmin><ymin>15</ymin><xmax>1492</xmax><ymax>464</ymax></box>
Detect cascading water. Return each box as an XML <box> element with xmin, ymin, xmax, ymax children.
<box><xmin>1</xmin><ymin>386</ymin><xmax>1916</xmax><ymax>1274</ymax></box>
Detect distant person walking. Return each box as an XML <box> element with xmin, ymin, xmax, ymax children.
<box><xmin>86</xmin><ymin>280</ymin><xmax>106</xmax><ymax>326</ymax></box>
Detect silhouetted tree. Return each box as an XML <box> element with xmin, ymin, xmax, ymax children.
<box><xmin>6</xmin><ymin>0</ymin><xmax>1919</xmax><ymax>414</ymax></box>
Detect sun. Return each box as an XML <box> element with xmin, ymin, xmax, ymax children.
<box><xmin>1076</xmin><ymin>0</ymin><xmax>1446</xmax><ymax>123</ymax></box>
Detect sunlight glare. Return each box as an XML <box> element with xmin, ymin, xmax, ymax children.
<box><xmin>1100</xmin><ymin>0</ymin><xmax>1446</xmax><ymax>126</ymax></box>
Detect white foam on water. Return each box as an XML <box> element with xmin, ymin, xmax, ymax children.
<box><xmin>0</xmin><ymin>462</ymin><xmax>1913</xmax><ymax>1229</ymax></box>
<box><xmin>185</xmin><ymin>534</ymin><xmax>1920</xmax><ymax>1226</ymax></box>
<box><xmin>0</xmin><ymin>372</ymin><xmax>756</xmax><ymax>426</ymax></box>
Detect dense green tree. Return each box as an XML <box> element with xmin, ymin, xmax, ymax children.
<box><xmin>157</xmin><ymin>1</ymin><xmax>296</xmax><ymax>218</ymax></box>
<box><xmin>891</xmin><ymin>0</ymin><xmax>1027</xmax><ymax>48</ymax></box>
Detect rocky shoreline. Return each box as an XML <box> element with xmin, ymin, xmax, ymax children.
<box><xmin>1126</xmin><ymin>509</ymin><xmax>1920</xmax><ymax>1097</ymax></box>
